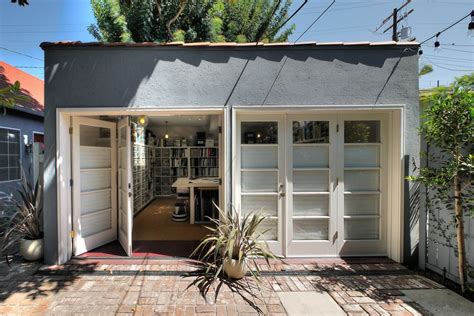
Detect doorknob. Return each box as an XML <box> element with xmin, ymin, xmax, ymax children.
<box><xmin>279</xmin><ymin>184</ymin><xmax>285</xmax><ymax>197</ymax></box>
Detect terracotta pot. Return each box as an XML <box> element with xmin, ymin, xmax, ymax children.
<box><xmin>223</xmin><ymin>258</ymin><xmax>247</xmax><ymax>279</ymax></box>
<box><xmin>19</xmin><ymin>238</ymin><xmax>43</xmax><ymax>261</ymax></box>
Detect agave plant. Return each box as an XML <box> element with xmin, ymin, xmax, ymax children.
<box><xmin>192</xmin><ymin>203</ymin><xmax>277</xmax><ymax>281</ymax></box>
<box><xmin>1</xmin><ymin>171</ymin><xmax>43</xmax><ymax>261</ymax></box>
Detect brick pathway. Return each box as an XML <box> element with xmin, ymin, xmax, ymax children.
<box><xmin>0</xmin><ymin>258</ymin><xmax>443</xmax><ymax>315</ymax></box>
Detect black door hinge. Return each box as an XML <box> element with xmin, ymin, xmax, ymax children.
<box><xmin>336</xmin><ymin>124</ymin><xmax>339</xmax><ymax>133</ymax></box>
<box><xmin>218</xmin><ymin>126</ymin><xmax>222</xmax><ymax>134</ymax></box>
<box><xmin>69</xmin><ymin>127</ymin><xmax>73</xmax><ymax>134</ymax></box>
<box><xmin>70</xmin><ymin>179</ymin><xmax>73</xmax><ymax>187</ymax></box>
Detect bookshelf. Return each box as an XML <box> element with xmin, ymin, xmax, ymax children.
<box><xmin>132</xmin><ymin>143</ymin><xmax>155</xmax><ymax>215</ymax></box>
<box><xmin>132</xmin><ymin>144</ymin><xmax>219</xmax><ymax>214</ymax></box>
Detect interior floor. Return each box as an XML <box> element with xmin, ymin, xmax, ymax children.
<box><xmin>132</xmin><ymin>196</ymin><xmax>210</xmax><ymax>241</ymax></box>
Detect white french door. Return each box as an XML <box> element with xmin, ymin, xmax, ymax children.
<box><xmin>118</xmin><ymin>117</ymin><xmax>133</xmax><ymax>256</ymax></box>
<box><xmin>235</xmin><ymin>115</ymin><xmax>285</xmax><ymax>256</ymax></box>
<box><xmin>235</xmin><ymin>111</ymin><xmax>389</xmax><ymax>257</ymax></box>
<box><xmin>337</xmin><ymin>114</ymin><xmax>388</xmax><ymax>256</ymax></box>
<box><xmin>286</xmin><ymin>115</ymin><xmax>338</xmax><ymax>256</ymax></box>
<box><xmin>72</xmin><ymin>117</ymin><xmax>117</xmax><ymax>256</ymax></box>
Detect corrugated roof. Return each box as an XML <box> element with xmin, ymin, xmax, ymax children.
<box><xmin>40</xmin><ymin>40</ymin><xmax>419</xmax><ymax>49</ymax></box>
<box><xmin>0</xmin><ymin>61</ymin><xmax>44</xmax><ymax>115</ymax></box>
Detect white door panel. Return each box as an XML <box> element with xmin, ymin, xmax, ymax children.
<box><xmin>118</xmin><ymin>117</ymin><xmax>133</xmax><ymax>256</ymax></box>
<box><xmin>72</xmin><ymin>117</ymin><xmax>117</xmax><ymax>256</ymax></box>
<box><xmin>287</xmin><ymin>116</ymin><xmax>338</xmax><ymax>256</ymax></box>
<box><xmin>337</xmin><ymin>114</ymin><xmax>388</xmax><ymax>256</ymax></box>
<box><xmin>236</xmin><ymin>116</ymin><xmax>284</xmax><ymax>256</ymax></box>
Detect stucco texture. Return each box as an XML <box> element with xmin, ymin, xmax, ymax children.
<box><xmin>43</xmin><ymin>45</ymin><xmax>420</xmax><ymax>264</ymax></box>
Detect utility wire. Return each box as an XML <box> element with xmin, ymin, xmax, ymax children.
<box><xmin>419</xmin><ymin>10</ymin><xmax>474</xmax><ymax>45</ymax></box>
<box><xmin>295</xmin><ymin>0</ymin><xmax>336</xmax><ymax>42</ymax></box>
<box><xmin>423</xmin><ymin>56</ymin><xmax>474</xmax><ymax>72</ymax></box>
<box><xmin>261</xmin><ymin>0</ymin><xmax>336</xmax><ymax>105</ymax></box>
<box><xmin>0</xmin><ymin>46</ymin><xmax>43</xmax><ymax>61</ymax></box>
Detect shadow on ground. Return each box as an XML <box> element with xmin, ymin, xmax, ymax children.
<box><xmin>0</xmin><ymin>256</ymin><xmax>97</xmax><ymax>304</ymax></box>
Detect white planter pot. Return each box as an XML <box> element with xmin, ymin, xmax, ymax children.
<box><xmin>19</xmin><ymin>238</ymin><xmax>43</xmax><ymax>261</ymax></box>
<box><xmin>223</xmin><ymin>258</ymin><xmax>247</xmax><ymax>279</ymax></box>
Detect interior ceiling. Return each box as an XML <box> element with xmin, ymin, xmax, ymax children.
<box><xmin>146</xmin><ymin>115</ymin><xmax>211</xmax><ymax>127</ymax></box>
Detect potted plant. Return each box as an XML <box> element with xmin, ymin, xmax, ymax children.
<box><xmin>1</xmin><ymin>172</ymin><xmax>43</xmax><ymax>262</ymax></box>
<box><xmin>192</xmin><ymin>204</ymin><xmax>277</xmax><ymax>280</ymax></box>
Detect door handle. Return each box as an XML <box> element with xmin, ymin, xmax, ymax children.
<box><xmin>279</xmin><ymin>184</ymin><xmax>285</xmax><ymax>198</ymax></box>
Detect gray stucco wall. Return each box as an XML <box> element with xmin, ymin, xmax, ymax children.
<box><xmin>43</xmin><ymin>45</ymin><xmax>420</xmax><ymax>264</ymax></box>
<box><xmin>0</xmin><ymin>109</ymin><xmax>43</xmax><ymax>197</ymax></box>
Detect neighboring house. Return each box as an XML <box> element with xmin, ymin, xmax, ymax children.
<box><xmin>0</xmin><ymin>61</ymin><xmax>44</xmax><ymax>196</ymax></box>
<box><xmin>41</xmin><ymin>41</ymin><xmax>420</xmax><ymax>265</ymax></box>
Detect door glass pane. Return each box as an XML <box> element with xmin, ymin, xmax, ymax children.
<box><xmin>344</xmin><ymin>121</ymin><xmax>380</xmax><ymax>143</ymax></box>
<box><xmin>293</xmin><ymin>121</ymin><xmax>329</xmax><ymax>144</ymax></box>
<box><xmin>293</xmin><ymin>146</ymin><xmax>329</xmax><ymax>168</ymax></box>
<box><xmin>344</xmin><ymin>145</ymin><xmax>380</xmax><ymax>167</ymax></box>
<box><xmin>241</xmin><ymin>195</ymin><xmax>277</xmax><ymax>217</ymax></box>
<box><xmin>293</xmin><ymin>219</ymin><xmax>328</xmax><ymax>240</ymax></box>
<box><xmin>242</xmin><ymin>146</ymin><xmax>277</xmax><ymax>169</ymax></box>
<box><xmin>80</xmin><ymin>125</ymin><xmax>111</xmax><ymax>147</ymax></box>
<box><xmin>345</xmin><ymin>170</ymin><xmax>379</xmax><ymax>191</ymax></box>
<box><xmin>345</xmin><ymin>194</ymin><xmax>379</xmax><ymax>216</ymax></box>
<box><xmin>241</xmin><ymin>122</ymin><xmax>278</xmax><ymax>144</ymax></box>
<box><xmin>257</xmin><ymin>218</ymin><xmax>277</xmax><ymax>241</ymax></box>
<box><xmin>293</xmin><ymin>170</ymin><xmax>329</xmax><ymax>192</ymax></box>
<box><xmin>241</xmin><ymin>171</ymin><xmax>277</xmax><ymax>192</ymax></box>
<box><xmin>345</xmin><ymin>218</ymin><xmax>379</xmax><ymax>240</ymax></box>
<box><xmin>293</xmin><ymin>195</ymin><xmax>329</xmax><ymax>216</ymax></box>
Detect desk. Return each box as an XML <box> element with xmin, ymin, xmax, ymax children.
<box><xmin>172</xmin><ymin>177</ymin><xmax>219</xmax><ymax>224</ymax></box>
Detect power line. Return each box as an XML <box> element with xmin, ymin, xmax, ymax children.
<box><xmin>14</xmin><ymin>66</ymin><xmax>44</xmax><ymax>69</ymax></box>
<box><xmin>419</xmin><ymin>10</ymin><xmax>474</xmax><ymax>45</ymax></box>
<box><xmin>0</xmin><ymin>47</ymin><xmax>43</xmax><ymax>61</ymax></box>
<box><xmin>295</xmin><ymin>0</ymin><xmax>336</xmax><ymax>42</ymax></box>
<box><xmin>424</xmin><ymin>54</ymin><xmax>474</xmax><ymax>62</ymax></box>
<box><xmin>423</xmin><ymin>45</ymin><xmax>474</xmax><ymax>54</ymax></box>
<box><xmin>423</xmin><ymin>56</ymin><xmax>474</xmax><ymax>72</ymax></box>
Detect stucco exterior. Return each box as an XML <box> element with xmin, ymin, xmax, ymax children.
<box><xmin>42</xmin><ymin>43</ymin><xmax>420</xmax><ymax>264</ymax></box>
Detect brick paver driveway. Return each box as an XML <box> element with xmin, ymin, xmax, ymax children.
<box><xmin>0</xmin><ymin>258</ymin><xmax>443</xmax><ymax>315</ymax></box>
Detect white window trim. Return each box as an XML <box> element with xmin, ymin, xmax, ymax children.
<box><xmin>0</xmin><ymin>125</ymin><xmax>22</xmax><ymax>183</ymax></box>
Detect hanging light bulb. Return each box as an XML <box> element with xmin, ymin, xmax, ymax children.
<box><xmin>468</xmin><ymin>10</ymin><xmax>474</xmax><ymax>38</ymax></box>
<box><xmin>434</xmin><ymin>33</ymin><xmax>440</xmax><ymax>52</ymax></box>
<box><xmin>138</xmin><ymin>115</ymin><xmax>149</xmax><ymax>127</ymax></box>
<box><xmin>164</xmin><ymin>121</ymin><xmax>169</xmax><ymax>139</ymax></box>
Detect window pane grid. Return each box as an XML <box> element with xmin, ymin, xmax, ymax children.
<box><xmin>0</xmin><ymin>128</ymin><xmax>20</xmax><ymax>182</ymax></box>
<box><xmin>343</xmin><ymin>120</ymin><xmax>382</xmax><ymax>241</ymax></box>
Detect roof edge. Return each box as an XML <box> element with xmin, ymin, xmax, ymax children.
<box><xmin>40</xmin><ymin>40</ymin><xmax>420</xmax><ymax>49</ymax></box>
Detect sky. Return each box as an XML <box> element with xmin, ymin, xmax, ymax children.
<box><xmin>0</xmin><ymin>0</ymin><xmax>472</xmax><ymax>89</ymax></box>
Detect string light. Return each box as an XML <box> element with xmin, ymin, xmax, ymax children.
<box><xmin>468</xmin><ymin>10</ymin><xmax>474</xmax><ymax>38</ymax></box>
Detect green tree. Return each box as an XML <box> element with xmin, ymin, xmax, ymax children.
<box><xmin>88</xmin><ymin>0</ymin><xmax>294</xmax><ymax>43</ymax></box>
<box><xmin>11</xmin><ymin>0</ymin><xmax>29</xmax><ymax>6</ymax></box>
<box><xmin>410</xmin><ymin>73</ymin><xmax>474</xmax><ymax>292</ymax></box>
<box><xmin>419</xmin><ymin>64</ymin><xmax>433</xmax><ymax>77</ymax></box>
<box><xmin>0</xmin><ymin>81</ymin><xmax>30</xmax><ymax>110</ymax></box>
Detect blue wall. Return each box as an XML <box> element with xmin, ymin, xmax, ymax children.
<box><xmin>0</xmin><ymin>108</ymin><xmax>43</xmax><ymax>197</ymax></box>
